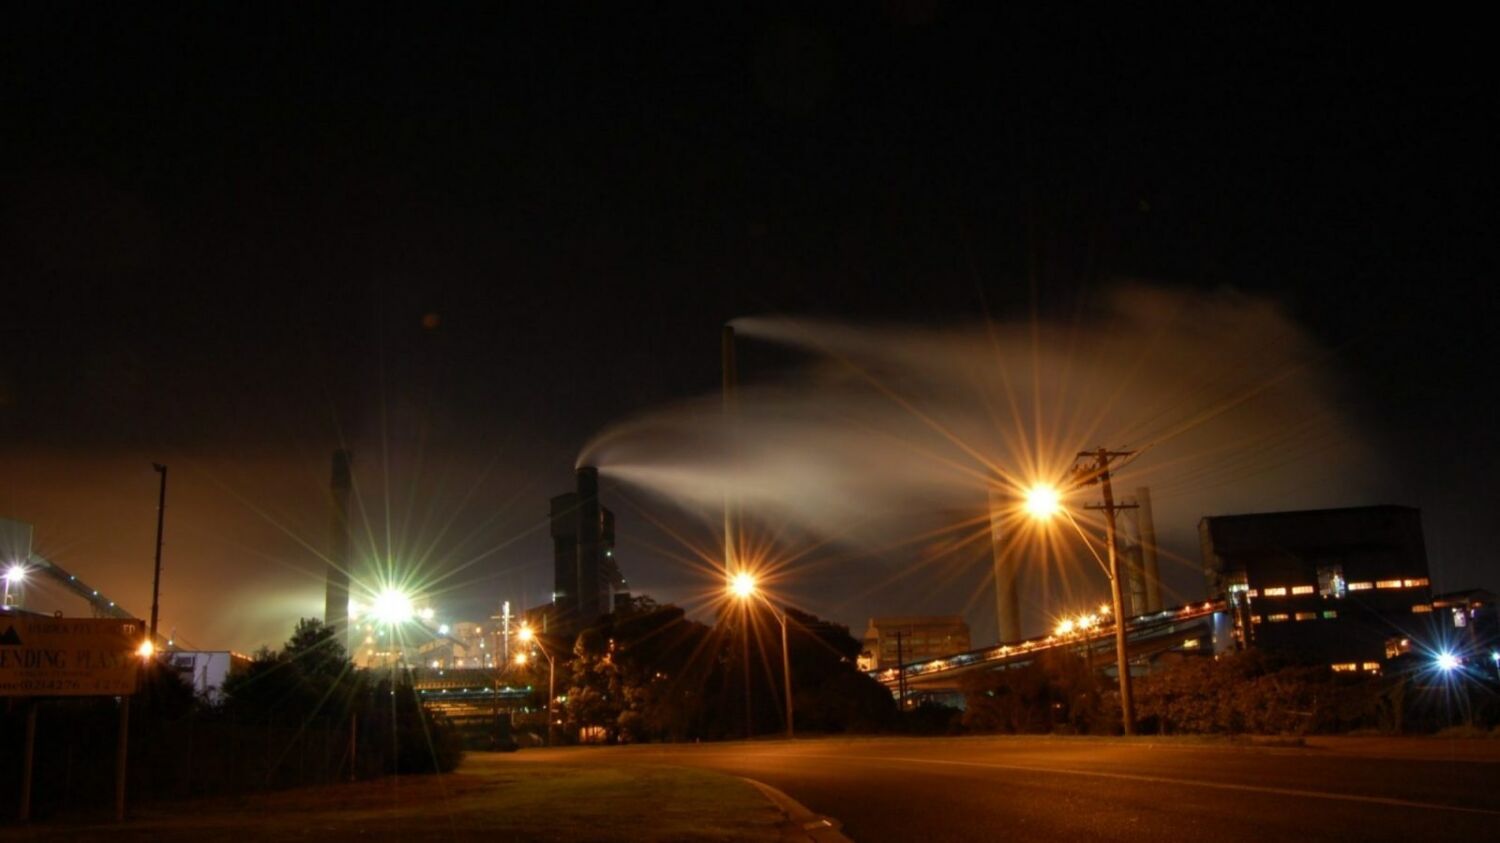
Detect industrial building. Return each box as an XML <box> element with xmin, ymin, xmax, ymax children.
<box><xmin>859</xmin><ymin>616</ymin><xmax>971</xmax><ymax>671</ymax></box>
<box><xmin>164</xmin><ymin>650</ymin><xmax>250</xmax><ymax>702</ymax></box>
<box><xmin>534</xmin><ymin>466</ymin><xmax>627</xmax><ymax>637</ymax></box>
<box><xmin>1200</xmin><ymin>505</ymin><xmax>1434</xmax><ymax>672</ymax></box>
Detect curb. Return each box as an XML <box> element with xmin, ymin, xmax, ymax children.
<box><xmin>741</xmin><ymin>777</ymin><xmax>852</xmax><ymax>843</ymax></box>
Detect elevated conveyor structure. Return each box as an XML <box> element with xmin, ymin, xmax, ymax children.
<box><xmin>23</xmin><ymin>552</ymin><xmax>141</xmax><ymax>621</ymax></box>
<box><xmin>873</xmin><ymin>599</ymin><xmax>1226</xmax><ymax>692</ymax></box>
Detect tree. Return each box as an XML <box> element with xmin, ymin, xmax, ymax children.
<box><xmin>563</xmin><ymin>606</ymin><xmax>720</xmax><ymax>743</ymax></box>
<box><xmin>222</xmin><ymin>618</ymin><xmax>365</xmax><ymax>726</ymax></box>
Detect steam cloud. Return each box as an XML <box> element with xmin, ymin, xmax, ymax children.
<box><xmin>582</xmin><ymin>284</ymin><xmax>1386</xmax><ymax>631</ymax></box>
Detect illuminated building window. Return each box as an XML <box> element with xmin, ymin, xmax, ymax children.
<box><xmin>1411</xmin><ymin>604</ymin><xmax>1432</xmax><ymax>613</ymax></box>
<box><xmin>1246</xmin><ymin>589</ymin><xmax>1259</xmax><ymax>598</ymax></box>
<box><xmin>1317</xmin><ymin>565</ymin><xmax>1346</xmax><ymax>599</ymax></box>
<box><xmin>1331</xmin><ymin>663</ymin><xmax>1357</xmax><ymax>672</ymax></box>
<box><xmin>1375</xmin><ymin>580</ymin><xmax>1403</xmax><ymax>589</ymax></box>
<box><xmin>1294</xmin><ymin>611</ymin><xmax>1318</xmax><ymax>621</ymax></box>
<box><xmin>1361</xmin><ymin>662</ymin><xmax>1381</xmax><ymax>672</ymax></box>
<box><xmin>1267</xmin><ymin>613</ymin><xmax>1289</xmax><ymax>623</ymax></box>
<box><xmin>1348</xmin><ymin>582</ymin><xmax>1374</xmax><ymax>591</ymax></box>
<box><xmin>1262</xmin><ymin>587</ymin><xmax>1287</xmax><ymax>597</ymax></box>
<box><xmin>1452</xmin><ymin>608</ymin><xmax>1468</xmax><ymax>627</ymax></box>
<box><xmin>1250</xmin><ymin>615</ymin><xmax>1263</xmax><ymax>624</ymax></box>
<box><xmin>1322</xmin><ymin>610</ymin><xmax>1338</xmax><ymax>619</ymax></box>
<box><xmin>1291</xmin><ymin>585</ymin><xmax>1315</xmax><ymax>596</ymax></box>
<box><xmin>1403</xmin><ymin>578</ymin><xmax>1428</xmax><ymax>588</ymax></box>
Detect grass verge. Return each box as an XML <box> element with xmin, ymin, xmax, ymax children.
<box><xmin>2</xmin><ymin>754</ymin><xmax>783</xmax><ymax>842</ymax></box>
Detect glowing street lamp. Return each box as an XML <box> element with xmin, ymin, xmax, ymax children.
<box><xmin>728</xmin><ymin>573</ymin><xmax>795</xmax><ymax>740</ymax></box>
<box><xmin>730</xmin><ymin>572</ymin><xmax>756</xmax><ymax>599</ymax></box>
<box><xmin>1023</xmin><ymin>485</ymin><xmax>1062</xmax><ymax>520</ymax></box>
<box><xmin>515</xmin><ymin>624</ymin><xmax>556</xmax><ymax>747</ymax></box>
<box><xmin>369</xmin><ymin>588</ymin><xmax>415</xmax><ymax>626</ymax></box>
<box><xmin>3</xmin><ymin>563</ymin><xmax>25</xmax><ymax>607</ymax></box>
<box><xmin>1435</xmin><ymin>651</ymin><xmax>1461</xmax><ymax>672</ymax></box>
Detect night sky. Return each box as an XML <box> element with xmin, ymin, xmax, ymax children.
<box><xmin>2</xmin><ymin>5</ymin><xmax>1492</xmax><ymax>650</ymax></box>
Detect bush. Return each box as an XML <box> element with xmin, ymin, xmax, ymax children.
<box><xmin>961</xmin><ymin>650</ymin><xmax>1114</xmax><ymax>734</ymax></box>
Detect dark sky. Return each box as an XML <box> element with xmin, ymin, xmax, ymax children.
<box><xmin>2</xmin><ymin>4</ymin><xmax>1492</xmax><ymax>649</ymax></box>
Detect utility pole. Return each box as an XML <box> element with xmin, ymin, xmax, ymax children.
<box><xmin>1077</xmin><ymin>448</ymin><xmax>1138</xmax><ymax>736</ymax></box>
<box><xmin>490</xmin><ymin>600</ymin><xmax>513</xmax><ymax>666</ymax></box>
<box><xmin>149</xmin><ymin>463</ymin><xmax>167</xmax><ymax>645</ymax></box>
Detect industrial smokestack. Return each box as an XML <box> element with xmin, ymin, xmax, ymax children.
<box><xmin>575</xmin><ymin>465</ymin><xmax>603</xmax><ymax>625</ymax></box>
<box><xmin>1122</xmin><ymin>504</ymin><xmax>1148</xmax><ymax>617</ymax></box>
<box><xmin>987</xmin><ymin>485</ymin><xmax>1021</xmax><ymax>643</ymax></box>
<box><xmin>325</xmin><ymin>450</ymin><xmax>353</xmax><ymax>641</ymax></box>
<box><xmin>1137</xmin><ymin>486</ymin><xmax>1162</xmax><ymax>612</ymax></box>
<box><xmin>722</xmin><ymin>324</ymin><xmax>737</xmax><ymax>574</ymax></box>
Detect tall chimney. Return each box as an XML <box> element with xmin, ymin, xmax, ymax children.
<box><xmin>1122</xmin><ymin>504</ymin><xmax>1148</xmax><ymax>617</ymax></box>
<box><xmin>1137</xmin><ymin>486</ymin><xmax>1162</xmax><ymax>612</ymax></box>
<box><xmin>722</xmin><ymin>324</ymin><xmax>737</xmax><ymax>574</ymax></box>
<box><xmin>988</xmin><ymin>485</ymin><xmax>1021</xmax><ymax>643</ymax></box>
<box><xmin>325</xmin><ymin>450</ymin><xmax>353</xmax><ymax>643</ymax></box>
<box><xmin>575</xmin><ymin>465</ymin><xmax>603</xmax><ymax>626</ymax></box>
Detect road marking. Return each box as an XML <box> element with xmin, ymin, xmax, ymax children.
<box><xmin>794</xmin><ymin>753</ymin><xmax>1500</xmax><ymax>817</ymax></box>
<box><xmin>741</xmin><ymin>776</ymin><xmax>851</xmax><ymax>842</ymax></box>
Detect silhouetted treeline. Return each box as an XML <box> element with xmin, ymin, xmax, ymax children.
<box><xmin>518</xmin><ymin>597</ymin><xmax>899</xmax><ymax>743</ymax></box>
<box><xmin>958</xmin><ymin>649</ymin><xmax>1500</xmax><ymax>736</ymax></box>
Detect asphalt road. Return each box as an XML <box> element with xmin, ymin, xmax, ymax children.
<box><xmin>513</xmin><ymin>736</ymin><xmax>1500</xmax><ymax>842</ymax></box>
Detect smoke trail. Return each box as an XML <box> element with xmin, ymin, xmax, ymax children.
<box><xmin>582</xmin><ymin>284</ymin><xmax>1386</xmax><ymax>629</ymax></box>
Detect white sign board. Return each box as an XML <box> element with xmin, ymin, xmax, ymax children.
<box><xmin>0</xmin><ymin>616</ymin><xmax>141</xmax><ymax>696</ymax></box>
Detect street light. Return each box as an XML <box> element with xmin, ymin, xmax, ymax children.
<box><xmin>369</xmin><ymin>588</ymin><xmax>415</xmax><ymax>626</ymax></box>
<box><xmin>2</xmin><ymin>563</ymin><xmax>25</xmax><ymax>607</ymax></box>
<box><xmin>730</xmin><ymin>572</ymin><xmax>756</xmax><ymax>599</ymax></box>
<box><xmin>1024</xmin><ymin>454</ymin><xmax>1138</xmax><ymax>736</ymax></box>
<box><xmin>516</xmin><ymin>625</ymin><xmax>556</xmax><ymax>747</ymax></box>
<box><xmin>727</xmin><ymin>573</ymin><xmax>795</xmax><ymax>740</ymax></box>
<box><xmin>1024</xmin><ymin>485</ymin><xmax>1062</xmax><ymax>519</ymax></box>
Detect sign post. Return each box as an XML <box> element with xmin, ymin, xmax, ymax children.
<box><xmin>1</xmin><ymin>615</ymin><xmax>142</xmax><ymax>822</ymax></box>
<box><xmin>19</xmin><ymin>700</ymin><xmax>37</xmax><ymax>822</ymax></box>
<box><xmin>115</xmin><ymin>695</ymin><xmax>130</xmax><ymax>822</ymax></box>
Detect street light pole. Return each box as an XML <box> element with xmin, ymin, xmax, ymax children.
<box><xmin>544</xmin><ymin>649</ymin><xmax>556</xmax><ymax>747</ymax></box>
<box><xmin>518</xmin><ymin>626</ymin><xmax>557</xmax><ymax>747</ymax></box>
<box><xmin>729</xmin><ymin>573</ymin><xmax>794</xmax><ymax>740</ymax></box>
<box><xmin>777</xmin><ymin>608</ymin><xmax>793</xmax><ymax>740</ymax></box>
<box><xmin>149</xmin><ymin>463</ymin><xmax>167</xmax><ymax>647</ymax></box>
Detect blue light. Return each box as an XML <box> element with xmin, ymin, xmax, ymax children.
<box><xmin>1435</xmin><ymin>651</ymin><xmax>1460</xmax><ymax>671</ymax></box>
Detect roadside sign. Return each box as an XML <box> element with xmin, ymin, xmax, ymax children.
<box><xmin>0</xmin><ymin>616</ymin><xmax>142</xmax><ymax>696</ymax></box>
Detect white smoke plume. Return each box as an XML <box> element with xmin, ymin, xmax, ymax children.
<box><xmin>582</xmin><ymin>284</ymin><xmax>1387</xmax><ymax>638</ymax></box>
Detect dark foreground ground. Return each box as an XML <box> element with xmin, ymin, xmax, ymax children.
<box><xmin>7</xmin><ymin>735</ymin><xmax>1498</xmax><ymax>841</ymax></box>
<box><xmin>512</xmin><ymin>735</ymin><xmax>1500</xmax><ymax>842</ymax></box>
<box><xmin>0</xmin><ymin>759</ymin><xmax>781</xmax><ymax>842</ymax></box>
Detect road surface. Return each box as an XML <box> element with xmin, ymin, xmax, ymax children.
<box><xmin>509</xmin><ymin>736</ymin><xmax>1500</xmax><ymax>841</ymax></box>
